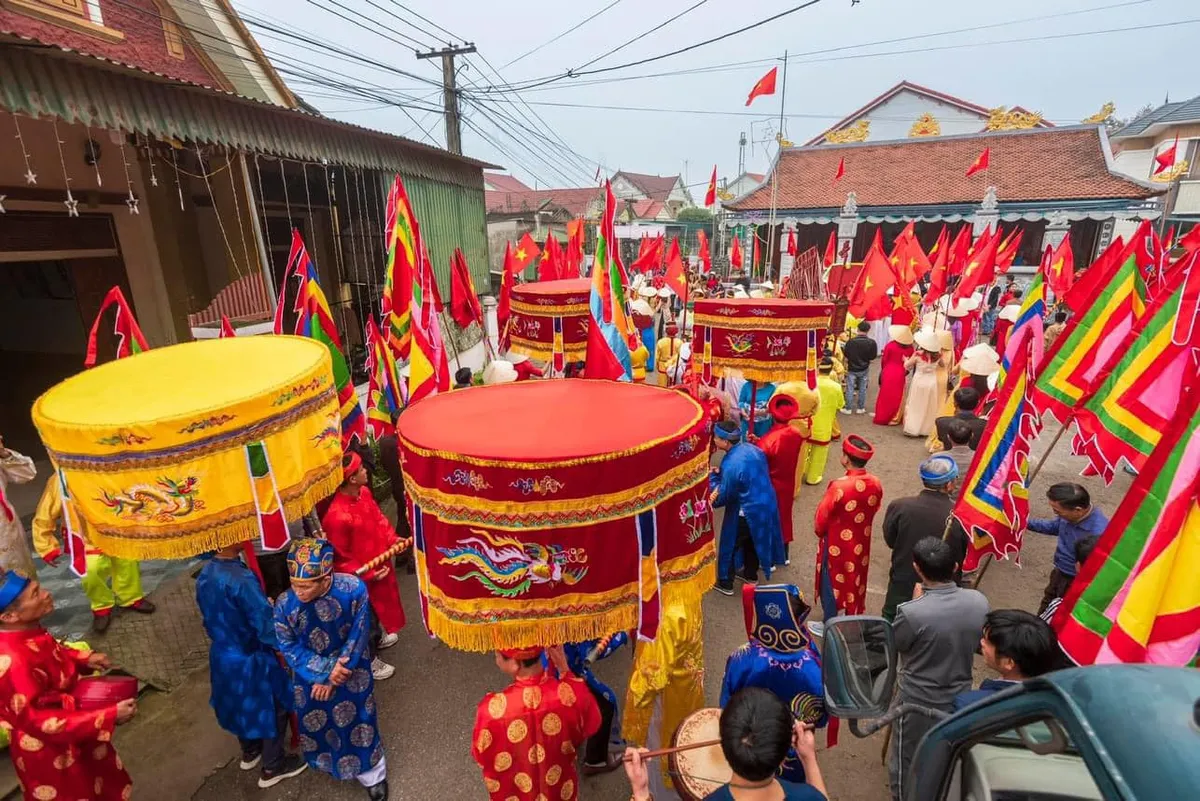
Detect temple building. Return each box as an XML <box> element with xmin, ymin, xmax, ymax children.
<box><xmin>725</xmin><ymin>82</ymin><xmax>1164</xmax><ymax>279</ymax></box>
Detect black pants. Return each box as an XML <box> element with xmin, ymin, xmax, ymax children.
<box><xmin>238</xmin><ymin>703</ymin><xmax>289</xmax><ymax>772</ymax></box>
<box><xmin>583</xmin><ymin>685</ymin><xmax>616</xmax><ymax>765</ymax></box>
<box><xmin>735</xmin><ymin>517</ymin><xmax>760</xmax><ymax>580</ymax></box>
<box><xmin>1039</xmin><ymin>568</ymin><xmax>1074</xmax><ymax>616</ymax></box>
<box><xmin>257</xmin><ymin>551</ymin><xmax>291</xmax><ymax>601</ymax></box>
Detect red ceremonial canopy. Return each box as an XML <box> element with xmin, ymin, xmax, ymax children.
<box><xmin>397</xmin><ymin>381</ymin><xmax>716</xmax><ymax>650</ymax></box>
<box><xmin>507</xmin><ymin>278</ymin><xmax>591</xmax><ymax>364</ymax></box>
<box><xmin>691</xmin><ymin>298</ymin><xmax>834</xmax><ymax>384</ymax></box>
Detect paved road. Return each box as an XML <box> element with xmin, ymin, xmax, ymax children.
<box><xmin>190</xmin><ymin>401</ymin><xmax>1132</xmax><ymax>801</ymax></box>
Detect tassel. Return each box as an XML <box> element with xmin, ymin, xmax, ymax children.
<box><xmin>57</xmin><ymin>470</ymin><xmax>88</xmax><ymax>577</ymax></box>
<box><xmin>245</xmin><ymin>441</ymin><xmax>290</xmax><ymax>551</ymax></box>
<box><xmin>636</xmin><ymin>508</ymin><xmax>661</xmax><ymax>641</ymax></box>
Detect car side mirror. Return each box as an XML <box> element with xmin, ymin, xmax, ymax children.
<box><xmin>822</xmin><ymin>615</ymin><xmax>898</xmax><ymax>719</ymax></box>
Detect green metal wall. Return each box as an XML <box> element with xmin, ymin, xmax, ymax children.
<box><xmin>405</xmin><ymin>175</ymin><xmax>490</xmax><ymax>299</ymax></box>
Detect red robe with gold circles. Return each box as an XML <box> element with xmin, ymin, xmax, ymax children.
<box><xmin>813</xmin><ymin>468</ymin><xmax>884</xmax><ymax>616</ymax></box>
<box><xmin>471</xmin><ymin>669</ymin><xmax>600</xmax><ymax>801</ymax></box>
<box><xmin>0</xmin><ymin>628</ymin><xmax>132</xmax><ymax>801</ymax></box>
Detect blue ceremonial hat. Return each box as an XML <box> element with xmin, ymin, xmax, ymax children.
<box><xmin>713</xmin><ymin>420</ymin><xmax>741</xmax><ymax>442</ymax></box>
<box><xmin>919</xmin><ymin>454</ymin><xmax>959</xmax><ymax>486</ymax></box>
<box><xmin>287</xmin><ymin>537</ymin><xmax>334</xmax><ymax>580</ymax></box>
<box><xmin>0</xmin><ymin>570</ymin><xmax>31</xmax><ymax>612</ymax></box>
<box><xmin>743</xmin><ymin>583</ymin><xmax>811</xmax><ymax>654</ymax></box>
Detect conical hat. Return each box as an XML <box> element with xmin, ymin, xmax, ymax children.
<box><xmin>960</xmin><ymin>348</ymin><xmax>1000</xmax><ymax>376</ymax></box>
<box><xmin>914</xmin><ymin>329</ymin><xmax>942</xmax><ymax>352</ymax></box>
<box><xmin>998</xmin><ymin>304</ymin><xmax>1021</xmax><ymax>322</ymax></box>
<box><xmin>889</xmin><ymin>325</ymin><xmax>914</xmax><ymax>346</ymax></box>
<box><xmin>483</xmin><ymin>360</ymin><xmax>518</xmax><ymax>385</ymax></box>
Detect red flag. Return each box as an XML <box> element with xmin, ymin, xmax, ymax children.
<box><xmin>1047</xmin><ymin>235</ymin><xmax>1075</xmax><ymax>298</ymax></box>
<box><xmin>947</xmin><ymin>225</ymin><xmax>972</xmax><ymax>277</ymax></box>
<box><xmin>1153</xmin><ymin>135</ymin><xmax>1178</xmax><ymax>175</ymax></box>
<box><xmin>923</xmin><ymin>226</ymin><xmax>951</xmax><ymax>305</ymax></box>
<box><xmin>631</xmin><ymin>234</ymin><xmax>664</xmax><ymax>273</ymax></box>
<box><xmin>665</xmin><ymin>236</ymin><xmax>687</xmax><ymax>298</ymax></box>
<box><xmin>449</xmin><ymin>248</ymin><xmax>482</xmax><ymax>328</ymax></box>
<box><xmin>497</xmin><ymin>242</ymin><xmax>517</xmax><ymax>349</ymax></box>
<box><xmin>1181</xmin><ymin>224</ymin><xmax>1200</xmax><ymax>253</ymax></box>
<box><xmin>833</xmin><ymin>156</ymin><xmax>845</xmax><ymax>182</ymax></box>
<box><xmin>704</xmin><ymin>166</ymin><xmax>718</xmax><ymax>207</ymax></box>
<box><xmin>822</xmin><ymin>229</ymin><xmax>836</xmax><ymax>268</ymax></box>
<box><xmin>219</xmin><ymin>315</ymin><xmax>237</xmax><ymax>338</ymax></box>
<box><xmin>565</xmin><ymin>218</ymin><xmax>584</xmax><ymax>278</ymax></box>
<box><xmin>85</xmin><ymin>286</ymin><xmax>149</xmax><ymax>367</ymax></box>
<box><xmin>786</xmin><ymin>229</ymin><xmax>797</xmax><ymax>257</ymax></box>
<box><xmin>538</xmin><ymin>235</ymin><xmax>565</xmax><ymax>281</ymax></box>
<box><xmin>512</xmin><ymin>232</ymin><xmax>541</xmax><ymax>274</ymax></box>
<box><xmin>889</xmin><ymin>222</ymin><xmax>931</xmax><ymax>290</ymax></box>
<box><xmin>752</xmin><ymin>234</ymin><xmax>762</xmax><ymax>271</ymax></box>
<box><xmin>696</xmin><ymin>228</ymin><xmax>712</xmax><ymax>273</ymax></box>
<box><xmin>847</xmin><ymin>230</ymin><xmax>896</xmax><ymax>318</ymax></box>
<box><xmin>731</xmin><ymin>236</ymin><xmax>743</xmax><ymax>269</ymax></box>
<box><xmin>745</xmin><ymin>66</ymin><xmax>778</xmax><ymax>106</ymax></box>
<box><xmin>965</xmin><ymin>146</ymin><xmax>990</xmax><ymax>178</ymax></box>
<box><xmin>995</xmin><ymin>228</ymin><xmax>1024</xmax><ymax>272</ymax></box>
<box><xmin>952</xmin><ymin>226</ymin><xmax>1000</xmax><ymax>301</ymax></box>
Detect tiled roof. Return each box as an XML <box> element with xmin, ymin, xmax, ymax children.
<box><xmin>1112</xmin><ymin>95</ymin><xmax>1200</xmax><ymax>138</ymax></box>
<box><xmin>728</xmin><ymin>126</ymin><xmax>1160</xmax><ymax>212</ymax></box>
<box><xmin>485</xmin><ymin>187</ymin><xmax>602</xmax><ymax>217</ymax></box>
<box><xmin>629</xmin><ymin>199</ymin><xmax>666</xmax><ymax>219</ymax></box>
<box><xmin>614</xmin><ymin>171</ymin><xmax>679</xmax><ymax>200</ymax></box>
<box><xmin>747</xmin><ymin>173</ymin><xmax>766</xmax><ymax>182</ymax></box>
<box><xmin>483</xmin><ymin>172</ymin><xmax>533</xmax><ymax>193</ymax></box>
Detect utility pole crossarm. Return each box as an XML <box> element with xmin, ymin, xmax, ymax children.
<box><xmin>416</xmin><ymin>43</ymin><xmax>477</xmax><ymax>155</ymax></box>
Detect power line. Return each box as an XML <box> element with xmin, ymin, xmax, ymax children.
<box><xmin>384</xmin><ymin>0</ymin><xmax>464</xmax><ymax>45</ymax></box>
<box><xmin>500</xmin><ymin>0</ymin><xmax>626</xmax><ymax>69</ymax></box>
<box><xmin>574</xmin><ymin>0</ymin><xmax>710</xmax><ymax>72</ymax></box>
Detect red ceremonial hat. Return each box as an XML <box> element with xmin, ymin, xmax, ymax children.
<box><xmin>343</xmin><ymin>450</ymin><xmax>362</xmax><ymax>481</ymax></box>
<box><xmin>768</xmin><ymin>394</ymin><xmax>799</xmax><ymax>423</ymax></box>
<box><xmin>842</xmin><ymin>434</ymin><xmax>875</xmax><ymax>462</ymax></box>
<box><xmin>498</xmin><ymin>646</ymin><xmax>545</xmax><ymax>661</ymax></box>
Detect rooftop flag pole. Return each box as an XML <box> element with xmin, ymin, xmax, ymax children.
<box><xmin>768</xmin><ymin>51</ymin><xmax>788</xmax><ymax>283</ymax></box>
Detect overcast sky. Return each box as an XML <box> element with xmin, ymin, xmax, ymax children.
<box><xmin>231</xmin><ymin>0</ymin><xmax>1198</xmax><ymax>191</ymax></box>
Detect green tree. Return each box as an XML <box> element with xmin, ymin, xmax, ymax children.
<box><xmin>676</xmin><ymin>207</ymin><xmax>714</xmax><ymax>223</ymax></box>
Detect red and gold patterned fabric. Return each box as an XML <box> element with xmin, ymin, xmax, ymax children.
<box><xmin>508</xmin><ymin>279</ymin><xmax>591</xmax><ymax>364</ymax></box>
<box><xmin>471</xmin><ymin>670</ymin><xmax>600</xmax><ymax>801</ymax></box>
<box><xmin>813</xmin><ymin>468</ymin><xmax>884</xmax><ymax>616</ymax></box>
<box><xmin>691</xmin><ymin>299</ymin><xmax>833</xmax><ymax>383</ymax></box>
<box><xmin>398</xmin><ymin>381</ymin><xmax>716</xmax><ymax>650</ymax></box>
<box><xmin>321</xmin><ymin>486</ymin><xmax>406</xmax><ymax>634</ymax></box>
<box><xmin>0</xmin><ymin>629</ymin><xmax>131</xmax><ymax>801</ymax></box>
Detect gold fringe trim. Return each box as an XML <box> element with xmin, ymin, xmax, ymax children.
<box><xmin>510</xmin><ymin>300</ymin><xmax>591</xmax><ymax>316</ymax></box>
<box><xmin>425</xmin><ymin>566</ymin><xmax>716</xmax><ymax>652</ymax></box>
<box><xmin>507</xmin><ymin>337</ymin><xmax>588</xmax><ymax>362</ymax></box>
<box><xmin>693</xmin><ymin>358</ymin><xmax>809</xmax><ymax>384</ymax></box>
<box><xmin>87</xmin><ymin>468</ymin><xmax>340</xmax><ymax>561</ymax></box>
<box><xmin>693</xmin><ymin>313</ymin><xmax>830</xmax><ymax>331</ymax></box>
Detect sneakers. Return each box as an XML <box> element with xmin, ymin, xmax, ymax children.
<box><xmin>124</xmin><ymin>598</ymin><xmax>156</xmax><ymax>614</ymax></box>
<box><xmin>258</xmin><ymin>754</ymin><xmax>307</xmax><ymax>788</ymax></box>
<box><xmin>239</xmin><ymin>750</ymin><xmax>262</xmax><ymax>771</ymax></box>
<box><xmin>714</xmin><ymin>580</ymin><xmax>735</xmax><ymax>596</ymax></box>
<box><xmin>784</xmin><ymin>545</ymin><xmax>791</xmax><ymax>566</ymax></box>
<box><xmin>371</xmin><ymin>657</ymin><xmax>396</xmax><ymax>681</ymax></box>
<box><xmin>377</xmin><ymin>631</ymin><xmax>399</xmax><ymax>650</ymax></box>
<box><xmin>582</xmin><ymin>753</ymin><xmax>624</xmax><ymax>776</ymax></box>
<box><xmin>861</xmin><ymin>409</ymin><xmax>871</xmax><ymax>416</ymax></box>
<box><xmin>838</xmin><ymin>408</ymin><xmax>852</xmax><ymax>416</ymax></box>
<box><xmin>366</xmin><ymin>780</ymin><xmax>389</xmax><ymax>800</ymax></box>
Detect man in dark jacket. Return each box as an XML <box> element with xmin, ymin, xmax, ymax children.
<box><xmin>841</xmin><ymin>321</ymin><xmax>879</xmax><ymax>414</ymax></box>
<box><xmin>881</xmin><ymin>455</ymin><xmax>969</xmax><ymax>620</ymax></box>
<box><xmin>934</xmin><ymin>386</ymin><xmax>988</xmax><ymax>450</ymax></box>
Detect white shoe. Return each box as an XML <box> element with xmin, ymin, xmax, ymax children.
<box><xmin>838</xmin><ymin>408</ymin><xmax>852</xmax><ymax>416</ymax></box>
<box><xmin>371</xmin><ymin>657</ymin><xmax>395</xmax><ymax>680</ymax></box>
<box><xmin>855</xmin><ymin>409</ymin><xmax>866</xmax><ymax>415</ymax></box>
<box><xmin>377</xmin><ymin>631</ymin><xmax>399</xmax><ymax>650</ymax></box>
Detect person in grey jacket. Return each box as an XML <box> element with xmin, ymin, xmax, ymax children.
<box><xmin>888</xmin><ymin>537</ymin><xmax>989</xmax><ymax>801</ymax></box>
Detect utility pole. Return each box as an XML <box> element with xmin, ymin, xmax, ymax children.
<box><xmin>737</xmin><ymin>131</ymin><xmax>746</xmax><ymax>177</ymax></box>
<box><xmin>416</xmin><ymin>43</ymin><xmax>476</xmax><ymax>155</ymax></box>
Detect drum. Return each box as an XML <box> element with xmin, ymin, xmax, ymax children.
<box><xmin>668</xmin><ymin>707</ymin><xmax>731</xmax><ymax>801</ymax></box>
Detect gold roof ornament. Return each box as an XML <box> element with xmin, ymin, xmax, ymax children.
<box><xmin>775</xmin><ymin>131</ymin><xmax>794</xmax><ymax>147</ymax></box>
<box><xmin>1152</xmin><ymin>160</ymin><xmax>1189</xmax><ymax>183</ymax></box>
<box><xmin>825</xmin><ymin>119</ymin><xmax>869</xmax><ymax>144</ymax></box>
<box><xmin>985</xmin><ymin>107</ymin><xmax>1043</xmax><ymax>131</ymax></box>
<box><xmin>716</xmin><ymin>189</ymin><xmax>735</xmax><ymax>201</ymax></box>
<box><xmin>908</xmin><ymin>113</ymin><xmax>941</xmax><ymax>138</ymax></box>
<box><xmin>1081</xmin><ymin>102</ymin><xmax>1116</xmax><ymax>125</ymax></box>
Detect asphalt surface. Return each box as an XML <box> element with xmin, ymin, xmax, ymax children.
<box><xmin>189</xmin><ymin>389</ymin><xmax>1133</xmax><ymax>801</ymax></box>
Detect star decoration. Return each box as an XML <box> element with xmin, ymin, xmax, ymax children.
<box><xmin>0</xmin><ymin>195</ymin><xmax>5</xmax><ymax>214</ymax></box>
<box><xmin>125</xmin><ymin>192</ymin><xmax>140</xmax><ymax>215</ymax></box>
<box><xmin>150</xmin><ymin>172</ymin><xmax>158</xmax><ymax>187</ymax></box>
<box><xmin>516</xmin><ymin>247</ymin><xmax>527</xmax><ymax>261</ymax></box>
<box><xmin>64</xmin><ymin>191</ymin><xmax>79</xmax><ymax>218</ymax></box>
<box><xmin>23</xmin><ymin>169</ymin><xmax>37</xmax><ymax>185</ymax></box>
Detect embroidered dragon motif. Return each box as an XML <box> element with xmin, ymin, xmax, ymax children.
<box><xmin>437</xmin><ymin>528</ymin><xmax>587</xmax><ymax>597</ymax></box>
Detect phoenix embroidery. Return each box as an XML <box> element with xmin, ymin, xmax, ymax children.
<box><xmin>437</xmin><ymin>529</ymin><xmax>588</xmax><ymax>597</ymax></box>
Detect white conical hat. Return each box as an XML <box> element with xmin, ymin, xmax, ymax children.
<box><xmin>889</xmin><ymin>324</ymin><xmax>914</xmax><ymax>346</ymax></box>
<box><xmin>961</xmin><ymin>349</ymin><xmax>1001</xmax><ymax>376</ymax></box>
<box><xmin>638</xmin><ymin>285</ymin><xmax>657</xmax><ymax>298</ymax></box>
<box><xmin>998</xmin><ymin>304</ymin><xmax>1021</xmax><ymax>323</ymax></box>
<box><xmin>482</xmin><ymin>360</ymin><xmax>518</xmax><ymax>385</ymax></box>
<box><xmin>914</xmin><ymin>328</ymin><xmax>942</xmax><ymax>352</ymax></box>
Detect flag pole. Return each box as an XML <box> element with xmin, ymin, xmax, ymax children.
<box><xmin>768</xmin><ymin>51</ymin><xmax>788</xmax><ymax>285</ymax></box>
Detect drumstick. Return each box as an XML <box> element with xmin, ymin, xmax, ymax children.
<box><xmin>620</xmin><ymin>738</ymin><xmax>721</xmax><ymax>762</ymax></box>
<box><xmin>355</xmin><ymin>539</ymin><xmax>413</xmax><ymax>576</ymax></box>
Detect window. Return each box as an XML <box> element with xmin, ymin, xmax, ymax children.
<box><xmin>942</xmin><ymin>718</ymin><xmax>1103</xmax><ymax>801</ymax></box>
<box><xmin>163</xmin><ymin>18</ymin><xmax>186</xmax><ymax>59</ymax></box>
<box><xmin>0</xmin><ymin>0</ymin><xmax>124</xmax><ymax>41</ymax></box>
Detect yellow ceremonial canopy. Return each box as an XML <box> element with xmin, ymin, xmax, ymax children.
<box><xmin>32</xmin><ymin>336</ymin><xmax>342</xmax><ymax>560</ymax></box>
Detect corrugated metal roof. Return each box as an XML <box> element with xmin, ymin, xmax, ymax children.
<box><xmin>1112</xmin><ymin>96</ymin><xmax>1200</xmax><ymax>138</ymax></box>
<box><xmin>0</xmin><ymin>45</ymin><xmax>498</xmax><ymax>186</ymax></box>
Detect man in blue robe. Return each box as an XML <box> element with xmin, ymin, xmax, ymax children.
<box><xmin>720</xmin><ymin>583</ymin><xmax>829</xmax><ymax>783</ymax></box>
<box><xmin>561</xmin><ymin>633</ymin><xmax>629</xmax><ymax>774</ymax></box>
<box><xmin>273</xmin><ymin>538</ymin><xmax>388</xmax><ymax>800</ymax></box>
<box><xmin>196</xmin><ymin>544</ymin><xmax>308</xmax><ymax>789</ymax></box>
<box><xmin>711</xmin><ymin>421</ymin><xmax>784</xmax><ymax>595</ymax></box>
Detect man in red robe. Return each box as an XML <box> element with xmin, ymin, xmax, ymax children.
<box><xmin>472</xmin><ymin>645</ymin><xmax>601</xmax><ymax>801</ymax></box>
<box><xmin>0</xmin><ymin>568</ymin><xmax>137</xmax><ymax>801</ymax></box>
<box><xmin>757</xmin><ymin>394</ymin><xmax>807</xmax><ymax>564</ymax></box>
<box><xmin>813</xmin><ymin>435</ymin><xmax>884</xmax><ymax>617</ymax></box>
<box><xmin>509</xmin><ymin>353</ymin><xmax>545</xmax><ymax>381</ymax></box>
<box><xmin>322</xmin><ymin>452</ymin><xmax>408</xmax><ymax>672</ymax></box>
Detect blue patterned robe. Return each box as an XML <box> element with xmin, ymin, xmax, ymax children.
<box><xmin>720</xmin><ymin>640</ymin><xmax>826</xmax><ymax>782</ymax></box>
<box><xmin>563</xmin><ymin>633</ymin><xmax>628</xmax><ymax>743</ymax></box>
<box><xmin>274</xmin><ymin>573</ymin><xmax>383</xmax><ymax>780</ymax></box>
<box><xmin>195</xmin><ymin>556</ymin><xmax>291</xmax><ymax>740</ymax></box>
<box><xmin>713</xmin><ymin>442</ymin><xmax>784</xmax><ymax>581</ymax></box>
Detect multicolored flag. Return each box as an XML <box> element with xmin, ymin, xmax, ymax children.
<box><xmin>585</xmin><ymin>181</ymin><xmax>634</xmax><ymax>381</ymax></box>
<box><xmin>997</xmin><ymin>254</ymin><xmax>1047</xmax><ymax>386</ymax></box>
<box><xmin>382</xmin><ymin>174</ymin><xmax>421</xmax><ymax>360</ymax></box>
<box><xmin>449</xmin><ymin>248</ymin><xmax>483</xmax><ymax>329</ymax></box>
<box><xmin>1055</xmin><ymin>376</ymin><xmax>1200</xmax><ymax>667</ymax></box>
<box><xmin>1070</xmin><ymin>252</ymin><xmax>1200</xmax><ymax>482</ymax></box>
<box><xmin>954</xmin><ymin>338</ymin><xmax>1043</xmax><ymax>570</ymax></box>
<box><xmin>1062</xmin><ymin>235</ymin><xmax>1124</xmax><ymax>315</ymax></box>
<box><xmin>244</xmin><ymin>440</ymin><xmax>289</xmax><ymax>551</ymax></box>
<box><xmin>286</xmin><ymin>230</ymin><xmax>365</xmax><ymax>446</ymax></box>
<box><xmin>85</xmin><ymin>286</ymin><xmax>149</xmax><ymax>366</ymax></box>
<box><xmin>407</xmin><ymin>245</ymin><xmax>451</xmax><ymax>404</ymax></box>
<box><xmin>364</xmin><ymin>317</ymin><xmax>405</xmax><ymax>440</ymax></box>
<box><xmin>1032</xmin><ymin>253</ymin><xmax>1147</xmax><ymax>425</ymax></box>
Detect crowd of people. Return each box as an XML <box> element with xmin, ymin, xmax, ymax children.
<box><xmin>0</xmin><ymin>268</ymin><xmax>1112</xmax><ymax>801</ymax></box>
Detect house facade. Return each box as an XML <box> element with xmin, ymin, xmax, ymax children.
<box><xmin>1109</xmin><ymin>95</ymin><xmax>1200</xmax><ymax>240</ymax></box>
<box><xmin>610</xmin><ymin>171</ymin><xmax>693</xmax><ymax>219</ymax></box>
